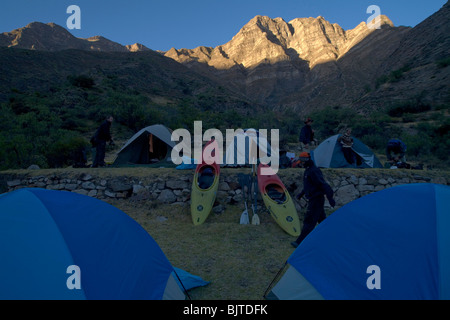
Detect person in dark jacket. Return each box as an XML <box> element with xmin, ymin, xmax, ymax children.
<box><xmin>299</xmin><ymin>118</ymin><xmax>315</xmax><ymax>150</ymax></box>
<box><xmin>92</xmin><ymin>115</ymin><xmax>114</xmax><ymax>168</ymax></box>
<box><xmin>386</xmin><ymin>139</ymin><xmax>407</xmax><ymax>165</ymax></box>
<box><xmin>337</xmin><ymin>128</ymin><xmax>355</xmax><ymax>165</ymax></box>
<box><xmin>291</xmin><ymin>152</ymin><xmax>336</xmax><ymax>248</ymax></box>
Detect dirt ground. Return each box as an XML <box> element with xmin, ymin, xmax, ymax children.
<box><xmin>108</xmin><ymin>198</ymin><xmax>298</xmax><ymax>300</ymax></box>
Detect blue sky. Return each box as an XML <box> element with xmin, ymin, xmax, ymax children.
<box><xmin>0</xmin><ymin>0</ymin><xmax>447</xmax><ymax>51</ymax></box>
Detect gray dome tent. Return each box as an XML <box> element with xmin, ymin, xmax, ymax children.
<box><xmin>222</xmin><ymin>129</ymin><xmax>272</xmax><ymax>167</ymax></box>
<box><xmin>113</xmin><ymin>124</ymin><xmax>175</xmax><ymax>166</ymax></box>
<box><xmin>311</xmin><ymin>134</ymin><xmax>382</xmax><ymax>168</ymax></box>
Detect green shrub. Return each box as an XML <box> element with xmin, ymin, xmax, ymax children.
<box><xmin>387</xmin><ymin>101</ymin><xmax>431</xmax><ymax>117</ymax></box>
<box><xmin>436</xmin><ymin>56</ymin><xmax>450</xmax><ymax>68</ymax></box>
<box><xmin>375</xmin><ymin>64</ymin><xmax>412</xmax><ymax>88</ymax></box>
<box><xmin>45</xmin><ymin>132</ymin><xmax>89</xmax><ymax>168</ymax></box>
<box><xmin>68</xmin><ymin>75</ymin><xmax>95</xmax><ymax>89</ymax></box>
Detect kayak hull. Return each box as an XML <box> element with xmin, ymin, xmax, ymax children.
<box><xmin>258</xmin><ymin>164</ymin><xmax>301</xmax><ymax>236</ymax></box>
<box><xmin>191</xmin><ymin>140</ymin><xmax>220</xmax><ymax>225</ymax></box>
<box><xmin>191</xmin><ymin>163</ymin><xmax>220</xmax><ymax>225</ymax></box>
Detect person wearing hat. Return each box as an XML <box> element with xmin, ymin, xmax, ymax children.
<box><xmin>299</xmin><ymin>118</ymin><xmax>315</xmax><ymax>151</ymax></box>
<box><xmin>386</xmin><ymin>138</ymin><xmax>407</xmax><ymax>166</ymax></box>
<box><xmin>337</xmin><ymin>128</ymin><xmax>356</xmax><ymax>165</ymax></box>
<box><xmin>291</xmin><ymin>152</ymin><xmax>336</xmax><ymax>248</ymax></box>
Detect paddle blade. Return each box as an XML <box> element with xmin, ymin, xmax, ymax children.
<box><xmin>240</xmin><ymin>210</ymin><xmax>250</xmax><ymax>224</ymax></box>
<box><xmin>251</xmin><ymin>213</ymin><xmax>260</xmax><ymax>225</ymax></box>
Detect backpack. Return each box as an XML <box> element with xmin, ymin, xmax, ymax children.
<box><xmin>90</xmin><ymin>135</ymin><xmax>97</xmax><ymax>148</ymax></box>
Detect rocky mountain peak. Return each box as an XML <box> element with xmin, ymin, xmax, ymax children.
<box><xmin>165</xmin><ymin>14</ymin><xmax>397</xmax><ymax>70</ymax></box>
<box><xmin>0</xmin><ymin>22</ymin><xmax>150</xmax><ymax>52</ymax></box>
<box><xmin>0</xmin><ymin>22</ymin><xmax>76</xmax><ymax>51</ymax></box>
<box><xmin>125</xmin><ymin>43</ymin><xmax>151</xmax><ymax>52</ymax></box>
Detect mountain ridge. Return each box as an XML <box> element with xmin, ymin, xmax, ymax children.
<box><xmin>164</xmin><ymin>14</ymin><xmax>395</xmax><ymax>69</ymax></box>
<box><xmin>0</xmin><ymin>22</ymin><xmax>150</xmax><ymax>52</ymax></box>
<box><xmin>162</xmin><ymin>13</ymin><xmax>410</xmax><ymax>110</ymax></box>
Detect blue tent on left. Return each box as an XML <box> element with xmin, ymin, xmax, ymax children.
<box><xmin>0</xmin><ymin>188</ymin><xmax>186</xmax><ymax>300</ymax></box>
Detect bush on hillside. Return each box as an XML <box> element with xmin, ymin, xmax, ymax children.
<box><xmin>436</xmin><ymin>56</ymin><xmax>450</xmax><ymax>69</ymax></box>
<box><xmin>387</xmin><ymin>100</ymin><xmax>431</xmax><ymax>117</ymax></box>
<box><xmin>68</xmin><ymin>75</ymin><xmax>95</xmax><ymax>89</ymax></box>
<box><xmin>45</xmin><ymin>132</ymin><xmax>89</xmax><ymax>168</ymax></box>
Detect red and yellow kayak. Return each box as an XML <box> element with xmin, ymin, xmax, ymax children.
<box><xmin>257</xmin><ymin>163</ymin><xmax>300</xmax><ymax>236</ymax></box>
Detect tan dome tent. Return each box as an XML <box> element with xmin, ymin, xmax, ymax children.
<box><xmin>113</xmin><ymin>124</ymin><xmax>175</xmax><ymax>166</ymax></box>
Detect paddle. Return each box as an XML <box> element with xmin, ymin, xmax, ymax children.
<box><xmin>238</xmin><ymin>173</ymin><xmax>250</xmax><ymax>225</ymax></box>
<box><xmin>251</xmin><ymin>164</ymin><xmax>260</xmax><ymax>225</ymax></box>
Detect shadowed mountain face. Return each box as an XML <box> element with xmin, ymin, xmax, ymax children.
<box><xmin>0</xmin><ymin>22</ymin><xmax>253</xmax><ymax>111</ymax></box>
<box><xmin>163</xmin><ymin>14</ymin><xmax>402</xmax><ymax>108</ymax></box>
<box><xmin>0</xmin><ymin>47</ymin><xmax>254</xmax><ymax>113</ymax></box>
<box><xmin>351</xmin><ymin>1</ymin><xmax>450</xmax><ymax>112</ymax></box>
<box><xmin>164</xmin><ymin>3</ymin><xmax>450</xmax><ymax>113</ymax></box>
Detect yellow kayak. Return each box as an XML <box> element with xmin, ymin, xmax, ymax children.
<box><xmin>191</xmin><ymin>140</ymin><xmax>220</xmax><ymax>225</ymax></box>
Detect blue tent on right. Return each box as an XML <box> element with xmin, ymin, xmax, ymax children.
<box><xmin>311</xmin><ymin>134</ymin><xmax>382</xmax><ymax>168</ymax></box>
<box><xmin>266</xmin><ymin>183</ymin><xmax>450</xmax><ymax>300</ymax></box>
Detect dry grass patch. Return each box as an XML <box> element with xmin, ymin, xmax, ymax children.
<box><xmin>109</xmin><ymin>199</ymin><xmax>296</xmax><ymax>300</ymax></box>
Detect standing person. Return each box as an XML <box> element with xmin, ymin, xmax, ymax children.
<box><xmin>299</xmin><ymin>118</ymin><xmax>315</xmax><ymax>151</ymax></box>
<box><xmin>386</xmin><ymin>138</ymin><xmax>407</xmax><ymax>166</ymax></box>
<box><xmin>291</xmin><ymin>152</ymin><xmax>336</xmax><ymax>248</ymax></box>
<box><xmin>92</xmin><ymin>115</ymin><xmax>114</xmax><ymax>168</ymax></box>
<box><xmin>337</xmin><ymin>128</ymin><xmax>355</xmax><ymax>165</ymax></box>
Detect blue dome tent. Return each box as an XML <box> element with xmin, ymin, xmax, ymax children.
<box><xmin>266</xmin><ymin>183</ymin><xmax>450</xmax><ymax>300</ymax></box>
<box><xmin>311</xmin><ymin>134</ymin><xmax>382</xmax><ymax>168</ymax></box>
<box><xmin>0</xmin><ymin>188</ymin><xmax>185</xmax><ymax>300</ymax></box>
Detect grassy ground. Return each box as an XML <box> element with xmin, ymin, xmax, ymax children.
<box><xmin>108</xmin><ymin>197</ymin><xmax>316</xmax><ymax>300</ymax></box>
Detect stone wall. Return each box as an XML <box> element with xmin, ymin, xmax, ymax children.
<box><xmin>1</xmin><ymin>169</ymin><xmax>449</xmax><ymax>211</ymax></box>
